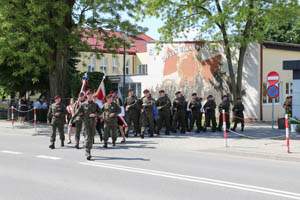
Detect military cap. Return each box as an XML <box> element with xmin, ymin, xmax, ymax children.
<box><xmin>143</xmin><ymin>89</ymin><xmax>150</xmax><ymax>94</ymax></box>
<box><xmin>78</xmin><ymin>92</ymin><xmax>85</xmax><ymax>97</ymax></box>
<box><xmin>192</xmin><ymin>93</ymin><xmax>197</xmax><ymax>96</ymax></box>
<box><xmin>236</xmin><ymin>97</ymin><xmax>242</xmax><ymax>100</ymax></box>
<box><xmin>110</xmin><ymin>89</ymin><xmax>116</xmax><ymax>94</ymax></box>
<box><xmin>159</xmin><ymin>90</ymin><xmax>165</xmax><ymax>93</ymax></box>
<box><xmin>175</xmin><ymin>91</ymin><xmax>181</xmax><ymax>95</ymax></box>
<box><xmin>106</xmin><ymin>94</ymin><xmax>113</xmax><ymax>99</ymax></box>
<box><xmin>86</xmin><ymin>90</ymin><xmax>92</xmax><ymax>95</ymax></box>
<box><xmin>222</xmin><ymin>95</ymin><xmax>228</xmax><ymax>98</ymax></box>
<box><xmin>54</xmin><ymin>95</ymin><xmax>60</xmax><ymax>100</ymax></box>
<box><xmin>207</xmin><ymin>95</ymin><xmax>213</xmax><ymax>99</ymax></box>
<box><xmin>128</xmin><ymin>88</ymin><xmax>134</xmax><ymax>92</ymax></box>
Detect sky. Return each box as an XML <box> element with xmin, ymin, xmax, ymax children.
<box><xmin>133</xmin><ymin>16</ymin><xmax>200</xmax><ymax>41</ymax></box>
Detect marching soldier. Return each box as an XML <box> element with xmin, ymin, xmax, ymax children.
<box><xmin>73</xmin><ymin>92</ymin><xmax>86</xmax><ymax>149</ymax></box>
<box><xmin>203</xmin><ymin>95</ymin><xmax>217</xmax><ymax>132</ymax></box>
<box><xmin>47</xmin><ymin>95</ymin><xmax>67</xmax><ymax>149</ymax></box>
<box><xmin>155</xmin><ymin>90</ymin><xmax>171</xmax><ymax>135</ymax></box>
<box><xmin>188</xmin><ymin>93</ymin><xmax>202</xmax><ymax>133</ymax></box>
<box><xmin>172</xmin><ymin>91</ymin><xmax>187</xmax><ymax>134</ymax></box>
<box><xmin>231</xmin><ymin>97</ymin><xmax>245</xmax><ymax>132</ymax></box>
<box><xmin>217</xmin><ymin>95</ymin><xmax>231</xmax><ymax>131</ymax></box>
<box><xmin>140</xmin><ymin>89</ymin><xmax>155</xmax><ymax>138</ymax></box>
<box><xmin>101</xmin><ymin>94</ymin><xmax>121</xmax><ymax>148</ymax></box>
<box><xmin>69</xmin><ymin>90</ymin><xmax>103</xmax><ymax>160</ymax></box>
<box><xmin>124</xmin><ymin>88</ymin><xmax>140</xmax><ymax>137</ymax></box>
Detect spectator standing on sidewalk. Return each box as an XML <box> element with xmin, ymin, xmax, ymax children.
<box><xmin>18</xmin><ymin>94</ymin><xmax>28</xmax><ymax>125</ymax></box>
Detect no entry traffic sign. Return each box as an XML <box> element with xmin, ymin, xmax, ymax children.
<box><xmin>267</xmin><ymin>71</ymin><xmax>280</xmax><ymax>85</ymax></box>
<box><xmin>267</xmin><ymin>85</ymin><xmax>279</xmax><ymax>99</ymax></box>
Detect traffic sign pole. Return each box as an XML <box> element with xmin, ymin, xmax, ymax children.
<box><xmin>272</xmin><ymin>98</ymin><xmax>274</xmax><ymax>129</ymax></box>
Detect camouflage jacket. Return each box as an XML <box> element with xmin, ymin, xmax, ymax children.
<box><xmin>189</xmin><ymin>97</ymin><xmax>202</xmax><ymax>112</ymax></box>
<box><xmin>72</xmin><ymin>100</ymin><xmax>85</xmax><ymax>121</ymax></box>
<box><xmin>141</xmin><ymin>96</ymin><xmax>155</xmax><ymax>113</ymax></box>
<box><xmin>173</xmin><ymin>96</ymin><xmax>187</xmax><ymax>111</ymax></box>
<box><xmin>101</xmin><ymin>102</ymin><xmax>121</xmax><ymax>124</ymax></box>
<box><xmin>124</xmin><ymin>95</ymin><xmax>139</xmax><ymax>112</ymax></box>
<box><xmin>203</xmin><ymin>100</ymin><xmax>216</xmax><ymax>113</ymax></box>
<box><xmin>47</xmin><ymin>103</ymin><xmax>67</xmax><ymax>124</ymax></box>
<box><xmin>70</xmin><ymin>101</ymin><xmax>102</xmax><ymax>123</ymax></box>
<box><xmin>218</xmin><ymin>100</ymin><xmax>230</xmax><ymax>113</ymax></box>
<box><xmin>156</xmin><ymin>96</ymin><xmax>171</xmax><ymax>113</ymax></box>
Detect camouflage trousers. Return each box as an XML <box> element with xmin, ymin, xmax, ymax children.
<box><xmin>50</xmin><ymin>121</ymin><xmax>65</xmax><ymax>143</ymax></box>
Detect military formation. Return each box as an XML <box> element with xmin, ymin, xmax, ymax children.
<box><xmin>47</xmin><ymin>89</ymin><xmax>245</xmax><ymax>160</ymax></box>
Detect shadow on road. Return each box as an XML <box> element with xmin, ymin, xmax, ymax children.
<box><xmin>91</xmin><ymin>156</ymin><xmax>150</xmax><ymax>161</ymax></box>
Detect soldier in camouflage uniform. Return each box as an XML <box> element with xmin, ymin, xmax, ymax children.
<box><xmin>217</xmin><ymin>95</ymin><xmax>231</xmax><ymax>131</ymax></box>
<box><xmin>231</xmin><ymin>97</ymin><xmax>245</xmax><ymax>132</ymax></box>
<box><xmin>155</xmin><ymin>90</ymin><xmax>171</xmax><ymax>135</ymax></box>
<box><xmin>140</xmin><ymin>89</ymin><xmax>156</xmax><ymax>138</ymax></box>
<box><xmin>172</xmin><ymin>91</ymin><xmax>187</xmax><ymax>134</ymax></box>
<box><xmin>69</xmin><ymin>90</ymin><xmax>103</xmax><ymax>160</ymax></box>
<box><xmin>47</xmin><ymin>95</ymin><xmax>67</xmax><ymax>149</ymax></box>
<box><xmin>72</xmin><ymin>92</ymin><xmax>86</xmax><ymax>149</ymax></box>
<box><xmin>188</xmin><ymin>93</ymin><xmax>202</xmax><ymax>133</ymax></box>
<box><xmin>101</xmin><ymin>94</ymin><xmax>121</xmax><ymax>148</ymax></box>
<box><xmin>203</xmin><ymin>95</ymin><xmax>217</xmax><ymax>132</ymax></box>
<box><xmin>124</xmin><ymin>88</ymin><xmax>140</xmax><ymax>137</ymax></box>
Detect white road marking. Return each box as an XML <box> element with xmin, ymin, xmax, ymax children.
<box><xmin>1</xmin><ymin>150</ymin><xmax>23</xmax><ymax>155</ymax></box>
<box><xmin>80</xmin><ymin>161</ymin><xmax>300</xmax><ymax>200</ymax></box>
<box><xmin>36</xmin><ymin>155</ymin><xmax>62</xmax><ymax>160</ymax></box>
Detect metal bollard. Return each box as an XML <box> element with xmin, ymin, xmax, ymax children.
<box><xmin>11</xmin><ymin>106</ymin><xmax>14</xmax><ymax>128</ymax></box>
<box><xmin>223</xmin><ymin>110</ymin><xmax>228</xmax><ymax>147</ymax></box>
<box><xmin>285</xmin><ymin>114</ymin><xmax>290</xmax><ymax>154</ymax></box>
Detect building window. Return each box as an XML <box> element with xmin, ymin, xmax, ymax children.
<box><xmin>88</xmin><ymin>55</ymin><xmax>97</xmax><ymax>72</ymax></box>
<box><xmin>112</xmin><ymin>58</ymin><xmax>120</xmax><ymax>75</ymax></box>
<box><xmin>263</xmin><ymin>82</ymin><xmax>282</xmax><ymax>104</ymax></box>
<box><xmin>125</xmin><ymin>59</ymin><xmax>130</xmax><ymax>75</ymax></box>
<box><xmin>138</xmin><ymin>64</ymin><xmax>148</xmax><ymax>74</ymax></box>
<box><xmin>100</xmin><ymin>57</ymin><xmax>108</xmax><ymax>74</ymax></box>
<box><xmin>286</xmin><ymin>82</ymin><xmax>293</xmax><ymax>97</ymax></box>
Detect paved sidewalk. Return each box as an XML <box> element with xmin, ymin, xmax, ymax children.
<box><xmin>1</xmin><ymin>120</ymin><xmax>300</xmax><ymax>162</ymax></box>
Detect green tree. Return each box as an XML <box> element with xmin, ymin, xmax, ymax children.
<box><xmin>0</xmin><ymin>0</ymin><xmax>146</xmax><ymax>98</ymax></box>
<box><xmin>265</xmin><ymin>22</ymin><xmax>300</xmax><ymax>44</ymax></box>
<box><xmin>138</xmin><ymin>0</ymin><xmax>299</xmax><ymax>102</ymax></box>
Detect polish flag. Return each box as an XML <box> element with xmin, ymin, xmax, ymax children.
<box><xmin>80</xmin><ymin>73</ymin><xmax>89</xmax><ymax>94</ymax></box>
<box><xmin>96</xmin><ymin>77</ymin><xmax>106</xmax><ymax>107</ymax></box>
<box><xmin>118</xmin><ymin>106</ymin><xmax>127</xmax><ymax>127</ymax></box>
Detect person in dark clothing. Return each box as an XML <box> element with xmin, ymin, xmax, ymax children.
<box><xmin>231</xmin><ymin>97</ymin><xmax>245</xmax><ymax>132</ymax></box>
<box><xmin>203</xmin><ymin>95</ymin><xmax>217</xmax><ymax>132</ymax></box>
<box><xmin>188</xmin><ymin>93</ymin><xmax>202</xmax><ymax>133</ymax></box>
<box><xmin>171</xmin><ymin>91</ymin><xmax>187</xmax><ymax>134</ymax></box>
<box><xmin>19</xmin><ymin>94</ymin><xmax>28</xmax><ymax>125</ymax></box>
<box><xmin>217</xmin><ymin>95</ymin><xmax>231</xmax><ymax>131</ymax></box>
<box><xmin>155</xmin><ymin>90</ymin><xmax>171</xmax><ymax>135</ymax></box>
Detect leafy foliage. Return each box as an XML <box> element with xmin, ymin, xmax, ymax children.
<box><xmin>0</xmin><ymin>0</ymin><xmax>146</xmax><ymax>97</ymax></box>
<box><xmin>137</xmin><ymin>0</ymin><xmax>299</xmax><ymax>102</ymax></box>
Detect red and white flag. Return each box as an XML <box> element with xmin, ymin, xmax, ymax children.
<box><xmin>118</xmin><ymin>106</ymin><xmax>127</xmax><ymax>128</ymax></box>
<box><xmin>96</xmin><ymin>77</ymin><xmax>106</xmax><ymax>107</ymax></box>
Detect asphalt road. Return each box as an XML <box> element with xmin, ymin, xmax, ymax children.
<box><xmin>1</xmin><ymin>130</ymin><xmax>300</xmax><ymax>200</ymax></box>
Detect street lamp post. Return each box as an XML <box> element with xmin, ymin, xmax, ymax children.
<box><xmin>122</xmin><ymin>39</ymin><xmax>126</xmax><ymax>101</ymax></box>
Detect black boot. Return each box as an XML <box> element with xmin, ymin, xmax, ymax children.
<box><xmin>61</xmin><ymin>141</ymin><xmax>64</xmax><ymax>147</ymax></box>
<box><xmin>49</xmin><ymin>143</ymin><xmax>55</xmax><ymax>149</ymax></box>
<box><xmin>112</xmin><ymin>140</ymin><xmax>116</xmax><ymax>146</ymax></box>
<box><xmin>103</xmin><ymin>142</ymin><xmax>108</xmax><ymax>148</ymax></box>
<box><xmin>165</xmin><ymin>131</ymin><xmax>170</xmax><ymax>135</ymax></box>
<box><xmin>86</xmin><ymin>150</ymin><xmax>91</xmax><ymax>160</ymax></box>
<box><xmin>141</xmin><ymin>134</ymin><xmax>144</xmax><ymax>139</ymax></box>
<box><xmin>74</xmin><ymin>143</ymin><xmax>79</xmax><ymax>149</ymax></box>
<box><xmin>196</xmin><ymin>129</ymin><xmax>200</xmax><ymax>133</ymax></box>
<box><xmin>241</xmin><ymin>125</ymin><xmax>244</xmax><ymax>132</ymax></box>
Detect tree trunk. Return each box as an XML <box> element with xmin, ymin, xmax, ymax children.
<box><xmin>49</xmin><ymin>49</ymin><xmax>68</xmax><ymax>99</ymax></box>
<box><xmin>236</xmin><ymin>45</ymin><xmax>248</xmax><ymax>100</ymax></box>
